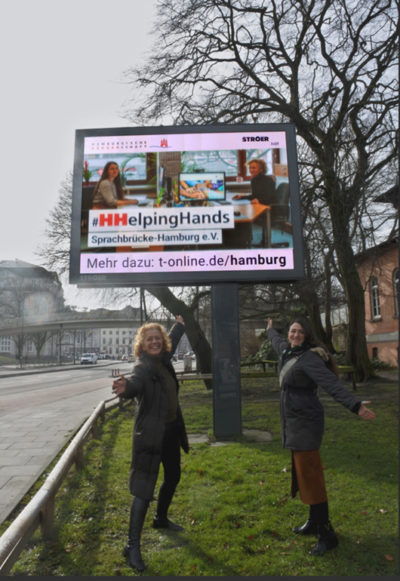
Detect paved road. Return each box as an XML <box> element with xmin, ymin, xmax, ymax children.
<box><xmin>0</xmin><ymin>362</ymin><xmax>129</xmax><ymax>526</ymax></box>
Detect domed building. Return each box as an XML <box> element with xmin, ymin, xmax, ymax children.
<box><xmin>0</xmin><ymin>260</ymin><xmax>65</xmax><ymax>360</ymax></box>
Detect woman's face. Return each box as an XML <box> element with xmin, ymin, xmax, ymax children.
<box><xmin>288</xmin><ymin>322</ymin><xmax>305</xmax><ymax>348</ymax></box>
<box><xmin>248</xmin><ymin>161</ymin><xmax>262</xmax><ymax>178</ymax></box>
<box><xmin>142</xmin><ymin>328</ymin><xmax>163</xmax><ymax>356</ymax></box>
<box><xmin>107</xmin><ymin>163</ymin><xmax>119</xmax><ymax>181</ymax></box>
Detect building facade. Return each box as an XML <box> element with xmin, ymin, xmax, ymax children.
<box><xmin>356</xmin><ymin>237</ymin><xmax>399</xmax><ymax>367</ymax></box>
<box><xmin>0</xmin><ymin>260</ymin><xmax>65</xmax><ymax>361</ymax></box>
<box><xmin>0</xmin><ymin>261</ymin><xmax>192</xmax><ymax>362</ymax></box>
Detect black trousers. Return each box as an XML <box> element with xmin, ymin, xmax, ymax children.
<box><xmin>156</xmin><ymin>419</ymin><xmax>181</xmax><ymax>518</ymax></box>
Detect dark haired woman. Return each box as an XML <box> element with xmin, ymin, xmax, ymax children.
<box><xmin>112</xmin><ymin>316</ymin><xmax>189</xmax><ymax>572</ymax></box>
<box><xmin>232</xmin><ymin>159</ymin><xmax>276</xmax><ymax>245</ymax></box>
<box><xmin>92</xmin><ymin>161</ymin><xmax>138</xmax><ymax>208</ymax></box>
<box><xmin>266</xmin><ymin>317</ymin><xmax>375</xmax><ymax>556</ymax></box>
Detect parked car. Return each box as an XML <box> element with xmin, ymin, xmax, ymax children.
<box><xmin>80</xmin><ymin>353</ymin><xmax>98</xmax><ymax>364</ymax></box>
<box><xmin>184</xmin><ymin>351</ymin><xmax>196</xmax><ymax>360</ymax></box>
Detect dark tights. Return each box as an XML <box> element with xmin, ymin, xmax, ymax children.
<box><xmin>310</xmin><ymin>501</ymin><xmax>329</xmax><ymax>524</ymax></box>
<box><xmin>155</xmin><ymin>420</ymin><xmax>181</xmax><ymax>519</ymax></box>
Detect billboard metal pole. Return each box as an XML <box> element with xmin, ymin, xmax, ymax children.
<box><xmin>211</xmin><ymin>283</ymin><xmax>242</xmax><ymax>438</ymax></box>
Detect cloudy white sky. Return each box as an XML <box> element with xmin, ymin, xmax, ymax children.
<box><xmin>0</xmin><ymin>0</ymin><xmax>157</xmax><ymax>308</ymax></box>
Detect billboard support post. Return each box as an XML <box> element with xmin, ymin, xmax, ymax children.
<box><xmin>211</xmin><ymin>283</ymin><xmax>242</xmax><ymax>438</ymax></box>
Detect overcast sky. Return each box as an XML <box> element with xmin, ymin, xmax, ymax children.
<box><xmin>0</xmin><ymin>0</ymin><xmax>157</xmax><ymax>308</ymax></box>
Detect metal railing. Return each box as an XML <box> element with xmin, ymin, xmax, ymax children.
<box><xmin>0</xmin><ymin>395</ymin><xmax>123</xmax><ymax>576</ymax></box>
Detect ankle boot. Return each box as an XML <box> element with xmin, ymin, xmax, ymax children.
<box><xmin>309</xmin><ymin>521</ymin><xmax>338</xmax><ymax>556</ymax></box>
<box><xmin>293</xmin><ymin>518</ymin><xmax>318</xmax><ymax>535</ymax></box>
<box><xmin>123</xmin><ymin>497</ymin><xmax>149</xmax><ymax>571</ymax></box>
<box><xmin>152</xmin><ymin>515</ymin><xmax>184</xmax><ymax>531</ymax></box>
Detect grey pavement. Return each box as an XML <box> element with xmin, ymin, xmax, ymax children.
<box><xmin>0</xmin><ymin>364</ymin><xmax>117</xmax><ymax>526</ymax></box>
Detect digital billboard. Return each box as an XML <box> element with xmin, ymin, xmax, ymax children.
<box><xmin>69</xmin><ymin>123</ymin><xmax>305</xmax><ymax>286</ymax></box>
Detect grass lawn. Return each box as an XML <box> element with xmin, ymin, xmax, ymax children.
<box><xmin>4</xmin><ymin>373</ymin><xmax>399</xmax><ymax>577</ymax></box>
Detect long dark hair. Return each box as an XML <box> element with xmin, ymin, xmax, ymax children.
<box><xmin>288</xmin><ymin>316</ymin><xmax>339</xmax><ymax>376</ymax></box>
<box><xmin>94</xmin><ymin>161</ymin><xmax>125</xmax><ymax>200</ymax></box>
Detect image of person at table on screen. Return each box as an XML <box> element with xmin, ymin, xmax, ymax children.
<box><xmin>92</xmin><ymin>161</ymin><xmax>139</xmax><ymax>208</ymax></box>
<box><xmin>233</xmin><ymin>159</ymin><xmax>276</xmax><ymax>205</ymax></box>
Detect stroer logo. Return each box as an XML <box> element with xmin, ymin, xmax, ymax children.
<box><xmin>242</xmin><ymin>135</ymin><xmax>270</xmax><ymax>142</ymax></box>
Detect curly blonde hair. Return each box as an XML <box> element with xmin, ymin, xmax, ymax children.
<box><xmin>247</xmin><ymin>158</ymin><xmax>267</xmax><ymax>174</ymax></box>
<box><xmin>133</xmin><ymin>323</ymin><xmax>171</xmax><ymax>358</ymax></box>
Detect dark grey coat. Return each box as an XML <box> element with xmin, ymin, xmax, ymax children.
<box><xmin>121</xmin><ymin>322</ymin><xmax>189</xmax><ymax>500</ymax></box>
<box><xmin>267</xmin><ymin>328</ymin><xmax>361</xmax><ymax>450</ymax></box>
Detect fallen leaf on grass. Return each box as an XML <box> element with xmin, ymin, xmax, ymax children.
<box><xmin>360</xmin><ymin>510</ymin><xmax>368</xmax><ymax>515</ymax></box>
<box><xmin>385</xmin><ymin>554</ymin><xmax>394</xmax><ymax>562</ymax></box>
<box><xmin>379</xmin><ymin>508</ymin><xmax>388</xmax><ymax>514</ymax></box>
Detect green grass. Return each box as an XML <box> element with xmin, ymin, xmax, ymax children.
<box><xmin>4</xmin><ymin>374</ymin><xmax>399</xmax><ymax>576</ymax></box>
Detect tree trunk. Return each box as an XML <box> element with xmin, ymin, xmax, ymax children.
<box><xmin>145</xmin><ymin>286</ymin><xmax>213</xmax><ymax>389</ymax></box>
<box><xmin>330</xmin><ymin>217</ymin><xmax>372</xmax><ymax>380</ymax></box>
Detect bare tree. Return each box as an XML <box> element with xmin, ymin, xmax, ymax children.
<box><xmin>0</xmin><ymin>279</ymin><xmax>30</xmax><ymax>365</ymax></box>
<box><xmin>30</xmin><ymin>331</ymin><xmax>52</xmax><ymax>362</ymax></box>
<box><xmin>123</xmin><ymin>0</ymin><xmax>398</xmax><ymax>379</ymax></box>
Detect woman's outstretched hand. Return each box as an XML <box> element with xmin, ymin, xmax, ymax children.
<box><xmin>112</xmin><ymin>373</ymin><xmax>127</xmax><ymax>396</ymax></box>
<box><xmin>176</xmin><ymin>315</ymin><xmax>185</xmax><ymax>326</ymax></box>
<box><xmin>266</xmin><ymin>317</ymin><xmax>273</xmax><ymax>330</ymax></box>
<box><xmin>358</xmin><ymin>401</ymin><xmax>376</xmax><ymax>420</ymax></box>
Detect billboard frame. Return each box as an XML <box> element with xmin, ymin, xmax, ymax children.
<box><xmin>69</xmin><ymin>122</ymin><xmax>305</xmax><ymax>287</ymax></box>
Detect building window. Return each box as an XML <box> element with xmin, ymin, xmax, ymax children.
<box><xmin>393</xmin><ymin>268</ymin><xmax>399</xmax><ymax>317</ymax></box>
<box><xmin>181</xmin><ymin>150</ymin><xmax>239</xmax><ymax>177</ymax></box>
<box><xmin>0</xmin><ymin>336</ymin><xmax>12</xmax><ymax>352</ymax></box>
<box><xmin>369</xmin><ymin>276</ymin><xmax>381</xmax><ymax>320</ymax></box>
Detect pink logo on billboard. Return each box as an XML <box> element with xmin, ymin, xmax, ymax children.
<box><xmin>160</xmin><ymin>138</ymin><xmax>168</xmax><ymax>148</ymax></box>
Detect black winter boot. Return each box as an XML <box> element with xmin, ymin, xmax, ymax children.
<box><xmin>293</xmin><ymin>503</ymin><xmax>321</xmax><ymax>535</ymax></box>
<box><xmin>152</xmin><ymin>477</ymin><xmax>183</xmax><ymax>531</ymax></box>
<box><xmin>152</xmin><ymin>516</ymin><xmax>184</xmax><ymax>531</ymax></box>
<box><xmin>293</xmin><ymin>519</ymin><xmax>319</xmax><ymax>535</ymax></box>
<box><xmin>309</xmin><ymin>521</ymin><xmax>338</xmax><ymax>556</ymax></box>
<box><xmin>123</xmin><ymin>497</ymin><xmax>149</xmax><ymax>571</ymax></box>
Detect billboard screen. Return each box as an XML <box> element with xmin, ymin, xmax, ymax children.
<box><xmin>69</xmin><ymin>123</ymin><xmax>305</xmax><ymax>286</ymax></box>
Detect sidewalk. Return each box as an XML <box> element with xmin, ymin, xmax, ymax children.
<box><xmin>0</xmin><ymin>360</ymin><xmax>115</xmax><ymax>378</ymax></box>
<box><xmin>0</xmin><ymin>364</ymin><xmax>116</xmax><ymax>526</ymax></box>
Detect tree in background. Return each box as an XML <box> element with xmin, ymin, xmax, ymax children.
<box><xmin>123</xmin><ymin>0</ymin><xmax>398</xmax><ymax>379</ymax></box>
